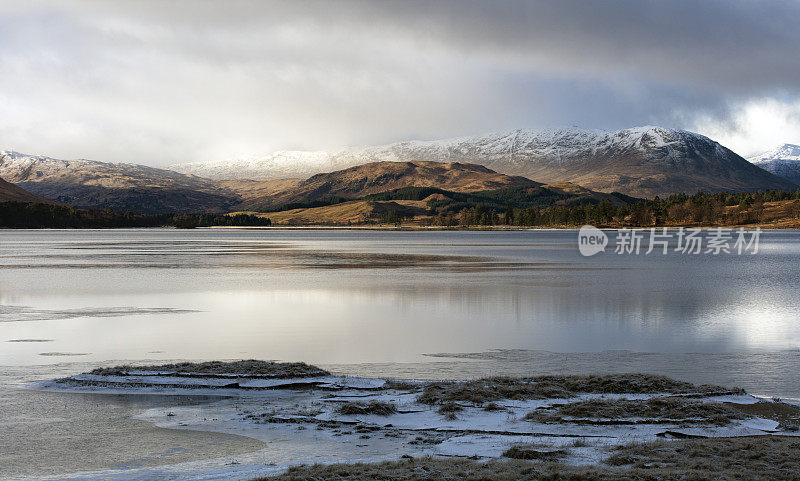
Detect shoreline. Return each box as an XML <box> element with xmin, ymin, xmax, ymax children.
<box><xmin>18</xmin><ymin>361</ymin><xmax>800</xmax><ymax>480</ymax></box>
<box><xmin>3</xmin><ymin>224</ymin><xmax>800</xmax><ymax>231</ymax></box>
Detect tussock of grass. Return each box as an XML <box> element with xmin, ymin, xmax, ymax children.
<box><xmin>525</xmin><ymin>397</ymin><xmax>747</xmax><ymax>425</ymax></box>
<box><xmin>502</xmin><ymin>446</ymin><xmax>567</xmax><ymax>460</ymax></box>
<box><xmin>89</xmin><ymin>360</ymin><xmax>330</xmax><ymax>378</ymax></box>
<box><xmin>606</xmin><ymin>436</ymin><xmax>800</xmax><ymax>477</ymax></box>
<box><xmin>437</xmin><ymin>402</ymin><xmax>464</xmax><ymax>420</ymax></box>
<box><xmin>416</xmin><ymin>374</ymin><xmax>736</xmax><ymax>406</ymax></box>
<box><xmin>336</xmin><ymin>401</ymin><xmax>398</xmax><ymax>416</ymax></box>
<box><xmin>532</xmin><ymin>373</ymin><xmax>739</xmax><ymax>395</ymax></box>
<box><xmin>255</xmin><ymin>437</ymin><xmax>800</xmax><ymax>480</ymax></box>
<box><xmin>384</xmin><ymin>380</ymin><xmax>422</xmax><ymax>391</ymax></box>
<box><xmin>417</xmin><ymin>377</ymin><xmax>572</xmax><ymax>406</ymax></box>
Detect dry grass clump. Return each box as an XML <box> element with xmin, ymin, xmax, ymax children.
<box><xmin>502</xmin><ymin>445</ymin><xmax>567</xmax><ymax>460</ymax></box>
<box><xmin>336</xmin><ymin>401</ymin><xmax>398</xmax><ymax>416</ymax></box>
<box><xmin>437</xmin><ymin>402</ymin><xmax>464</xmax><ymax>420</ymax></box>
<box><xmin>531</xmin><ymin>373</ymin><xmax>739</xmax><ymax>395</ymax></box>
<box><xmin>254</xmin><ymin>439</ymin><xmax>800</xmax><ymax>481</ymax></box>
<box><xmin>415</xmin><ymin>374</ymin><xmax>736</xmax><ymax>407</ymax></box>
<box><xmin>89</xmin><ymin>360</ymin><xmax>330</xmax><ymax>378</ymax></box>
<box><xmin>525</xmin><ymin>397</ymin><xmax>747</xmax><ymax>425</ymax></box>
<box><xmin>417</xmin><ymin>377</ymin><xmax>572</xmax><ymax>406</ymax></box>
<box><xmin>606</xmin><ymin>436</ymin><xmax>800</xmax><ymax>478</ymax></box>
<box><xmin>384</xmin><ymin>380</ymin><xmax>423</xmax><ymax>391</ymax></box>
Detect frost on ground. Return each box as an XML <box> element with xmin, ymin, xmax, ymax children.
<box><xmin>33</xmin><ymin>362</ymin><xmax>800</xmax><ymax>481</ymax></box>
<box><xmin>255</xmin><ymin>437</ymin><xmax>800</xmax><ymax>481</ymax></box>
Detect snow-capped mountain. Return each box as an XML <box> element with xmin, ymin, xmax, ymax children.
<box><xmin>0</xmin><ymin>150</ymin><xmax>240</xmax><ymax>213</ymax></box>
<box><xmin>171</xmin><ymin>126</ymin><xmax>797</xmax><ymax>197</ymax></box>
<box><xmin>748</xmin><ymin>144</ymin><xmax>800</xmax><ymax>185</ymax></box>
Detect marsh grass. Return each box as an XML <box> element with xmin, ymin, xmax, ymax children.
<box><xmin>483</xmin><ymin>402</ymin><xmax>504</xmax><ymax>411</ymax></box>
<box><xmin>90</xmin><ymin>360</ymin><xmax>330</xmax><ymax>378</ymax></box>
<box><xmin>502</xmin><ymin>445</ymin><xmax>567</xmax><ymax>460</ymax></box>
<box><xmin>606</xmin><ymin>436</ymin><xmax>800</xmax><ymax>476</ymax></box>
<box><xmin>437</xmin><ymin>402</ymin><xmax>464</xmax><ymax>420</ymax></box>
<box><xmin>416</xmin><ymin>374</ymin><xmax>738</xmax><ymax>407</ymax></box>
<box><xmin>336</xmin><ymin>401</ymin><xmax>398</xmax><ymax>416</ymax></box>
<box><xmin>384</xmin><ymin>380</ymin><xmax>423</xmax><ymax>391</ymax></box>
<box><xmin>525</xmin><ymin>397</ymin><xmax>746</xmax><ymax>425</ymax></box>
<box><xmin>256</xmin><ymin>437</ymin><xmax>800</xmax><ymax>481</ymax></box>
<box><xmin>417</xmin><ymin>377</ymin><xmax>572</xmax><ymax>406</ymax></box>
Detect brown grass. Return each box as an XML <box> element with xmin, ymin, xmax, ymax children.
<box><xmin>606</xmin><ymin>436</ymin><xmax>800</xmax><ymax>477</ymax></box>
<box><xmin>253</xmin><ymin>437</ymin><xmax>800</xmax><ymax>481</ymax></box>
<box><xmin>731</xmin><ymin>400</ymin><xmax>800</xmax><ymax>430</ymax></box>
<box><xmin>502</xmin><ymin>446</ymin><xmax>567</xmax><ymax>460</ymax></box>
<box><xmin>336</xmin><ymin>401</ymin><xmax>398</xmax><ymax>416</ymax></box>
<box><xmin>89</xmin><ymin>360</ymin><xmax>330</xmax><ymax>378</ymax></box>
<box><xmin>417</xmin><ymin>378</ymin><xmax>572</xmax><ymax>406</ymax></box>
<box><xmin>526</xmin><ymin>397</ymin><xmax>747</xmax><ymax>426</ymax></box>
<box><xmin>416</xmin><ymin>374</ymin><xmax>738</xmax><ymax>406</ymax></box>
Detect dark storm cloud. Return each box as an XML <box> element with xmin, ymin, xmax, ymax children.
<box><xmin>1</xmin><ymin>0</ymin><xmax>798</xmax><ymax>163</ymax></box>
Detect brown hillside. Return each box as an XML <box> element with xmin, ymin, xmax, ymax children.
<box><xmin>0</xmin><ymin>177</ymin><xmax>54</xmax><ymax>203</ymax></box>
<box><xmin>238</xmin><ymin>161</ymin><xmax>540</xmax><ymax>211</ymax></box>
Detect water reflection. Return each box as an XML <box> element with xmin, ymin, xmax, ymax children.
<box><xmin>0</xmin><ymin>228</ymin><xmax>799</xmax><ymax>366</ymax></box>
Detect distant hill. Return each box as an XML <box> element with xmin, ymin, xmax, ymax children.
<box><xmin>748</xmin><ymin>144</ymin><xmax>800</xmax><ymax>185</ymax></box>
<box><xmin>239</xmin><ymin>181</ymin><xmax>637</xmax><ymax>226</ymax></box>
<box><xmin>0</xmin><ymin>176</ymin><xmax>53</xmax><ymax>203</ymax></box>
<box><xmin>248</xmin><ymin>200</ymin><xmax>428</xmax><ymax>225</ymax></box>
<box><xmin>0</xmin><ymin>150</ymin><xmax>240</xmax><ymax>214</ymax></box>
<box><xmin>235</xmin><ymin>161</ymin><xmax>540</xmax><ymax>211</ymax></box>
<box><xmin>172</xmin><ymin>126</ymin><xmax>797</xmax><ymax>198</ymax></box>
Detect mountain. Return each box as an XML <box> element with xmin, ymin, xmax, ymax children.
<box><xmin>254</xmin><ymin>200</ymin><xmax>430</xmax><ymax>226</ymax></box>
<box><xmin>172</xmin><ymin>126</ymin><xmax>797</xmax><ymax>198</ymax></box>
<box><xmin>748</xmin><ymin>144</ymin><xmax>800</xmax><ymax>185</ymax></box>
<box><xmin>0</xmin><ymin>150</ymin><xmax>240</xmax><ymax>214</ymax></box>
<box><xmin>235</xmin><ymin>160</ymin><xmax>541</xmax><ymax>211</ymax></box>
<box><xmin>243</xmin><ymin>181</ymin><xmax>634</xmax><ymax>226</ymax></box>
<box><xmin>0</xmin><ymin>176</ymin><xmax>54</xmax><ymax>203</ymax></box>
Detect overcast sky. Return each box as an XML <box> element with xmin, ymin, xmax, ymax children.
<box><xmin>1</xmin><ymin>0</ymin><xmax>799</xmax><ymax>166</ymax></box>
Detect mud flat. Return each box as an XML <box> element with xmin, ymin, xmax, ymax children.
<box><xmin>33</xmin><ymin>361</ymin><xmax>800</xmax><ymax>481</ymax></box>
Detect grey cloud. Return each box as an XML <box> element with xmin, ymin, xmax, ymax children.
<box><xmin>0</xmin><ymin>0</ymin><xmax>798</xmax><ymax>165</ymax></box>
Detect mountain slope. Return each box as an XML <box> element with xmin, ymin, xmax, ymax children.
<box><xmin>0</xmin><ymin>176</ymin><xmax>54</xmax><ymax>203</ymax></box>
<box><xmin>173</xmin><ymin>127</ymin><xmax>797</xmax><ymax>197</ymax></box>
<box><xmin>0</xmin><ymin>150</ymin><xmax>240</xmax><ymax>213</ymax></box>
<box><xmin>237</xmin><ymin>160</ymin><xmax>541</xmax><ymax>210</ymax></box>
<box><xmin>748</xmin><ymin>144</ymin><xmax>800</xmax><ymax>185</ymax></box>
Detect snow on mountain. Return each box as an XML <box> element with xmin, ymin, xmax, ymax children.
<box><xmin>173</xmin><ymin>151</ymin><xmax>334</xmax><ymax>182</ymax></box>
<box><xmin>749</xmin><ymin>144</ymin><xmax>800</xmax><ymax>164</ymax></box>
<box><xmin>747</xmin><ymin>144</ymin><xmax>800</xmax><ymax>185</ymax></box>
<box><xmin>168</xmin><ymin>126</ymin><xmax>796</xmax><ymax>198</ymax></box>
<box><xmin>0</xmin><ymin>150</ymin><xmax>220</xmax><ymax>189</ymax></box>
<box><xmin>0</xmin><ymin>150</ymin><xmax>239</xmax><ymax>213</ymax></box>
<box><xmin>170</xmin><ymin>126</ymin><xmax>720</xmax><ymax>181</ymax></box>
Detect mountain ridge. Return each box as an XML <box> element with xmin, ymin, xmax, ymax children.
<box><xmin>171</xmin><ymin>126</ymin><xmax>797</xmax><ymax>197</ymax></box>
<box><xmin>235</xmin><ymin>160</ymin><xmax>542</xmax><ymax>211</ymax></box>
<box><xmin>0</xmin><ymin>150</ymin><xmax>240</xmax><ymax>213</ymax></box>
<box><xmin>748</xmin><ymin>144</ymin><xmax>800</xmax><ymax>185</ymax></box>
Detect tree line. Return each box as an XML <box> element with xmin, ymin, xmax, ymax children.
<box><xmin>421</xmin><ymin>190</ymin><xmax>800</xmax><ymax>227</ymax></box>
<box><xmin>0</xmin><ymin>202</ymin><xmax>271</xmax><ymax>228</ymax></box>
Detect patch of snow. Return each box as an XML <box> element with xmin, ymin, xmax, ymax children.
<box><xmin>166</xmin><ymin>126</ymin><xmax>719</xmax><ymax>180</ymax></box>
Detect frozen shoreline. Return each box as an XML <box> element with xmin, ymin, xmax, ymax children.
<box><xmin>19</xmin><ymin>366</ymin><xmax>800</xmax><ymax>481</ymax></box>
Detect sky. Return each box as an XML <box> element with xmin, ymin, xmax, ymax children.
<box><xmin>1</xmin><ymin>0</ymin><xmax>799</xmax><ymax>166</ymax></box>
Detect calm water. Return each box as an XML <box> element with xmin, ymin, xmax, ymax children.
<box><xmin>2</xmin><ymin>227</ymin><xmax>800</xmax><ymax>478</ymax></box>
<box><xmin>2</xmin><ymin>228</ymin><xmax>800</xmax><ymax>364</ymax></box>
